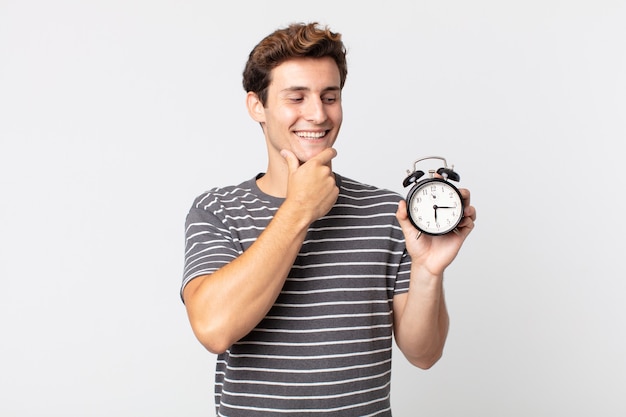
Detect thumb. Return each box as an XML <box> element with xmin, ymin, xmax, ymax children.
<box><xmin>395</xmin><ymin>200</ymin><xmax>418</xmax><ymax>237</ymax></box>
<box><xmin>395</xmin><ymin>199</ymin><xmax>410</xmax><ymax>224</ymax></box>
<box><xmin>280</xmin><ymin>149</ymin><xmax>300</xmax><ymax>174</ymax></box>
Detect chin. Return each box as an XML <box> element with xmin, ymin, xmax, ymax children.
<box><xmin>298</xmin><ymin>141</ymin><xmax>335</xmax><ymax>159</ymax></box>
<box><xmin>295</xmin><ymin>149</ymin><xmax>326</xmax><ymax>164</ymax></box>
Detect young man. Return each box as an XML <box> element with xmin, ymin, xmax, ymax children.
<box><xmin>182</xmin><ymin>22</ymin><xmax>476</xmax><ymax>416</ymax></box>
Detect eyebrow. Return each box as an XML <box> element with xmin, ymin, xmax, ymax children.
<box><xmin>281</xmin><ymin>86</ymin><xmax>341</xmax><ymax>93</ymax></box>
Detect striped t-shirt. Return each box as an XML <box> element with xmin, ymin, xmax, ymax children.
<box><xmin>182</xmin><ymin>173</ymin><xmax>412</xmax><ymax>416</ymax></box>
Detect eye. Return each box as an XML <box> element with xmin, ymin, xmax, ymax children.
<box><xmin>322</xmin><ymin>95</ymin><xmax>338</xmax><ymax>104</ymax></box>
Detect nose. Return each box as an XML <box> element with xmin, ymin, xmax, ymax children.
<box><xmin>303</xmin><ymin>98</ymin><xmax>327</xmax><ymax>124</ymax></box>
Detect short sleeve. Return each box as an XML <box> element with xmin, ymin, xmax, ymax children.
<box><xmin>394</xmin><ymin>250</ymin><xmax>412</xmax><ymax>295</ymax></box>
<box><xmin>180</xmin><ymin>206</ymin><xmax>240</xmax><ymax>301</ymax></box>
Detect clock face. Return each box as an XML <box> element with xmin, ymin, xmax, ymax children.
<box><xmin>407</xmin><ymin>179</ymin><xmax>463</xmax><ymax>235</ymax></box>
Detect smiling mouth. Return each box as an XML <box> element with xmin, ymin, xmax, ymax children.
<box><xmin>295</xmin><ymin>130</ymin><xmax>328</xmax><ymax>139</ymax></box>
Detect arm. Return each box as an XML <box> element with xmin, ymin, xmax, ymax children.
<box><xmin>183</xmin><ymin>148</ymin><xmax>338</xmax><ymax>354</ymax></box>
<box><xmin>393</xmin><ymin>188</ymin><xmax>476</xmax><ymax>369</ymax></box>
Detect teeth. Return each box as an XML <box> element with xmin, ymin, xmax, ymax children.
<box><xmin>296</xmin><ymin>131</ymin><xmax>326</xmax><ymax>138</ymax></box>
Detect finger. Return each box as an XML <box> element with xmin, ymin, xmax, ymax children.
<box><xmin>310</xmin><ymin>147</ymin><xmax>337</xmax><ymax>166</ymax></box>
<box><xmin>280</xmin><ymin>149</ymin><xmax>300</xmax><ymax>174</ymax></box>
<box><xmin>395</xmin><ymin>200</ymin><xmax>412</xmax><ymax>232</ymax></box>
<box><xmin>464</xmin><ymin>204</ymin><xmax>477</xmax><ymax>221</ymax></box>
<box><xmin>459</xmin><ymin>188</ymin><xmax>470</xmax><ymax>202</ymax></box>
<box><xmin>395</xmin><ymin>199</ymin><xmax>408</xmax><ymax>221</ymax></box>
<box><xmin>396</xmin><ymin>201</ymin><xmax>426</xmax><ymax>241</ymax></box>
<box><xmin>457</xmin><ymin>216</ymin><xmax>475</xmax><ymax>235</ymax></box>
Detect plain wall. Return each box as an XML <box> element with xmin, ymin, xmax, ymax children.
<box><xmin>1</xmin><ymin>1</ymin><xmax>625</xmax><ymax>416</ymax></box>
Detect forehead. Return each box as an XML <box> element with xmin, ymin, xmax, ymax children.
<box><xmin>269</xmin><ymin>57</ymin><xmax>341</xmax><ymax>90</ymax></box>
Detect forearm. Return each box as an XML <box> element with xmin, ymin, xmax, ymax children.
<box><xmin>394</xmin><ymin>265</ymin><xmax>450</xmax><ymax>369</ymax></box>
<box><xmin>392</xmin><ymin>186</ymin><xmax>475</xmax><ymax>368</ymax></box>
<box><xmin>184</xmin><ymin>202</ymin><xmax>310</xmax><ymax>353</ymax></box>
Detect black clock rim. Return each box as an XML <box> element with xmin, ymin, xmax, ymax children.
<box><xmin>405</xmin><ymin>178</ymin><xmax>464</xmax><ymax>236</ymax></box>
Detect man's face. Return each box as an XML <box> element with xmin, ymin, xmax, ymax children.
<box><xmin>255</xmin><ymin>57</ymin><xmax>343</xmax><ymax>165</ymax></box>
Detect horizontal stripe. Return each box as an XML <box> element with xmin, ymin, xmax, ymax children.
<box><xmin>222</xmin><ymin>381</ymin><xmax>391</xmax><ymax>401</ymax></box>
<box><xmin>218</xmin><ymin>396</ymin><xmax>390</xmax><ymax>415</ymax></box>
<box><xmin>224</xmin><ymin>357</ymin><xmax>392</xmax><ymax>375</ymax></box>
<box><xmin>235</xmin><ymin>335</ymin><xmax>391</xmax><ymax>348</ymax></box>
<box><xmin>223</xmin><ymin>369</ymin><xmax>391</xmax><ymax>388</ymax></box>
<box><xmin>252</xmin><ymin>323</ymin><xmax>392</xmax><ymax>334</ymax></box>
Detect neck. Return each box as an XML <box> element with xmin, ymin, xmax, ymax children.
<box><xmin>256</xmin><ymin>155</ymin><xmax>290</xmax><ymax>198</ymax></box>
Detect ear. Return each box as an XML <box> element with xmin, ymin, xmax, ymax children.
<box><xmin>246</xmin><ymin>92</ymin><xmax>266</xmax><ymax>123</ymax></box>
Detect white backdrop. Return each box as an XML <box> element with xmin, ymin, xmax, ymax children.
<box><xmin>1</xmin><ymin>1</ymin><xmax>625</xmax><ymax>416</ymax></box>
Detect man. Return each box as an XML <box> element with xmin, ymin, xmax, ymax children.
<box><xmin>182</xmin><ymin>22</ymin><xmax>476</xmax><ymax>416</ymax></box>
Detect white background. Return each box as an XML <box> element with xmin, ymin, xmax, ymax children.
<box><xmin>1</xmin><ymin>1</ymin><xmax>625</xmax><ymax>416</ymax></box>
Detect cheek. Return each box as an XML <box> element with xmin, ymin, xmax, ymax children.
<box><xmin>266</xmin><ymin>105</ymin><xmax>298</xmax><ymax>122</ymax></box>
<box><xmin>331</xmin><ymin>105</ymin><xmax>343</xmax><ymax>120</ymax></box>
<box><xmin>333</xmin><ymin>109</ymin><xmax>343</xmax><ymax>128</ymax></box>
<box><xmin>331</xmin><ymin>110</ymin><xmax>343</xmax><ymax>134</ymax></box>
<box><xmin>277</xmin><ymin>108</ymin><xmax>302</xmax><ymax>129</ymax></box>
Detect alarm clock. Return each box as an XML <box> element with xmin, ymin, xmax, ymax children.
<box><xmin>402</xmin><ymin>156</ymin><xmax>464</xmax><ymax>236</ymax></box>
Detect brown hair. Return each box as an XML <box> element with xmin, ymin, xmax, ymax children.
<box><xmin>242</xmin><ymin>22</ymin><xmax>348</xmax><ymax>106</ymax></box>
